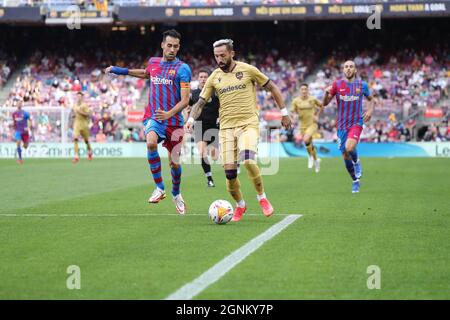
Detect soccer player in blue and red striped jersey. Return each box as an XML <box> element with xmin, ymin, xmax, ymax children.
<box><xmin>105</xmin><ymin>29</ymin><xmax>192</xmax><ymax>214</ymax></box>
<box><xmin>12</xmin><ymin>99</ymin><xmax>31</xmax><ymax>165</ymax></box>
<box><xmin>323</xmin><ymin>60</ymin><xmax>375</xmax><ymax>193</ymax></box>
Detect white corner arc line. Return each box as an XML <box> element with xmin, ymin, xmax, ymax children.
<box><xmin>165</xmin><ymin>214</ymin><xmax>302</xmax><ymax>300</ymax></box>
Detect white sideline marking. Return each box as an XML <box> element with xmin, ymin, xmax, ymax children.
<box><xmin>0</xmin><ymin>213</ymin><xmax>291</xmax><ymax>217</ymax></box>
<box><xmin>165</xmin><ymin>214</ymin><xmax>302</xmax><ymax>300</ymax></box>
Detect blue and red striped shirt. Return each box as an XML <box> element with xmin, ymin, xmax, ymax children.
<box><xmin>330</xmin><ymin>79</ymin><xmax>370</xmax><ymax>131</ymax></box>
<box><xmin>12</xmin><ymin>110</ymin><xmax>30</xmax><ymax>132</ymax></box>
<box><xmin>144</xmin><ymin>57</ymin><xmax>192</xmax><ymax>127</ymax></box>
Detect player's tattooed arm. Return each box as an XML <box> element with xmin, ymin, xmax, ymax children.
<box><xmin>184</xmin><ymin>98</ymin><xmax>206</xmax><ymax>133</ymax></box>
<box><xmin>189</xmin><ymin>97</ymin><xmax>206</xmax><ymax>121</ymax></box>
<box><xmin>263</xmin><ymin>80</ymin><xmax>292</xmax><ymax>129</ymax></box>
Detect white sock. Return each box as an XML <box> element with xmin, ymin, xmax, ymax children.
<box><xmin>257</xmin><ymin>193</ymin><xmax>266</xmax><ymax>201</ymax></box>
<box><xmin>237</xmin><ymin>200</ymin><xmax>246</xmax><ymax>208</ymax></box>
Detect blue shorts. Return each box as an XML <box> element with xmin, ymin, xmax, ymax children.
<box><xmin>143</xmin><ymin>118</ymin><xmax>166</xmax><ymax>143</ymax></box>
<box><xmin>143</xmin><ymin>118</ymin><xmax>184</xmax><ymax>153</ymax></box>
<box><xmin>14</xmin><ymin>131</ymin><xmax>22</xmax><ymax>141</ymax></box>
<box><xmin>14</xmin><ymin>131</ymin><xmax>29</xmax><ymax>143</ymax></box>
<box><xmin>337</xmin><ymin>125</ymin><xmax>363</xmax><ymax>153</ymax></box>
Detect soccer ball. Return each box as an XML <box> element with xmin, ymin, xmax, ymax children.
<box><xmin>208</xmin><ymin>200</ymin><xmax>234</xmax><ymax>225</ymax></box>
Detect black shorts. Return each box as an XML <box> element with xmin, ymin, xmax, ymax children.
<box><xmin>193</xmin><ymin>121</ymin><xmax>219</xmax><ymax>147</ymax></box>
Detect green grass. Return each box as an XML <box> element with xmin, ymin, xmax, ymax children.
<box><xmin>0</xmin><ymin>157</ymin><xmax>449</xmax><ymax>299</ymax></box>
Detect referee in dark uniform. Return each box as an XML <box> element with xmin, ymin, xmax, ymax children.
<box><xmin>189</xmin><ymin>68</ymin><xmax>220</xmax><ymax>187</ymax></box>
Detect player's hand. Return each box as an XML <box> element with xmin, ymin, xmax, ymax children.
<box><xmin>363</xmin><ymin>109</ymin><xmax>373</xmax><ymax>123</ymax></box>
<box><xmin>325</xmin><ymin>85</ymin><xmax>332</xmax><ymax>94</ymax></box>
<box><xmin>281</xmin><ymin>115</ymin><xmax>292</xmax><ymax>130</ymax></box>
<box><xmin>184</xmin><ymin>120</ymin><xmax>194</xmax><ymax>134</ymax></box>
<box><xmin>104</xmin><ymin>66</ymin><xmax>113</xmax><ymax>74</ymax></box>
<box><xmin>154</xmin><ymin>109</ymin><xmax>172</xmax><ymax>121</ymax></box>
<box><xmin>313</xmin><ymin>115</ymin><xmax>319</xmax><ymax>123</ymax></box>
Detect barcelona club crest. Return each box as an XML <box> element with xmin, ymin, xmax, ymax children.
<box><xmin>169</xmin><ymin>69</ymin><xmax>176</xmax><ymax>76</ymax></box>
<box><xmin>235</xmin><ymin>72</ymin><xmax>243</xmax><ymax>80</ymax></box>
<box><xmin>356</xmin><ymin>87</ymin><xmax>361</xmax><ymax>94</ymax></box>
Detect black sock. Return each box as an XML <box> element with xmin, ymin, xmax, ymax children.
<box><xmin>201</xmin><ymin>157</ymin><xmax>211</xmax><ymax>177</ymax></box>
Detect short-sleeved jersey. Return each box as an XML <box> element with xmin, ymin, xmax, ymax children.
<box><xmin>12</xmin><ymin>110</ymin><xmax>30</xmax><ymax>132</ymax></box>
<box><xmin>74</xmin><ymin>103</ymin><xmax>90</xmax><ymax>128</ymax></box>
<box><xmin>329</xmin><ymin>79</ymin><xmax>370</xmax><ymax>130</ymax></box>
<box><xmin>189</xmin><ymin>88</ymin><xmax>219</xmax><ymax>125</ymax></box>
<box><xmin>200</xmin><ymin>61</ymin><xmax>269</xmax><ymax>129</ymax></box>
<box><xmin>291</xmin><ymin>96</ymin><xmax>321</xmax><ymax>128</ymax></box>
<box><xmin>144</xmin><ymin>57</ymin><xmax>192</xmax><ymax>127</ymax></box>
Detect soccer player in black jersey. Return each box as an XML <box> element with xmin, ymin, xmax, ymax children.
<box><xmin>189</xmin><ymin>68</ymin><xmax>220</xmax><ymax>187</ymax></box>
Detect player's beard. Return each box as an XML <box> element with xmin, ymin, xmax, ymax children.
<box><xmin>218</xmin><ymin>59</ymin><xmax>232</xmax><ymax>72</ymax></box>
<box><xmin>165</xmin><ymin>52</ymin><xmax>176</xmax><ymax>61</ymax></box>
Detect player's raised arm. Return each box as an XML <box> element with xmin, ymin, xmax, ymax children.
<box><xmin>323</xmin><ymin>83</ymin><xmax>336</xmax><ymax>107</ymax></box>
<box><xmin>263</xmin><ymin>80</ymin><xmax>292</xmax><ymax>129</ymax></box>
<box><xmin>104</xmin><ymin>66</ymin><xmax>149</xmax><ymax>79</ymax></box>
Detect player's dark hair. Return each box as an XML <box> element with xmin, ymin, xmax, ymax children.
<box><xmin>162</xmin><ymin>29</ymin><xmax>181</xmax><ymax>42</ymax></box>
<box><xmin>300</xmin><ymin>83</ymin><xmax>308</xmax><ymax>88</ymax></box>
<box><xmin>198</xmin><ymin>68</ymin><xmax>211</xmax><ymax>76</ymax></box>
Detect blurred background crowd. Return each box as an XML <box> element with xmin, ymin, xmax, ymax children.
<box><xmin>0</xmin><ymin>18</ymin><xmax>448</xmax><ymax>143</ymax></box>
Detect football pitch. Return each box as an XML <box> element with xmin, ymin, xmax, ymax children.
<box><xmin>0</xmin><ymin>157</ymin><xmax>448</xmax><ymax>299</ymax></box>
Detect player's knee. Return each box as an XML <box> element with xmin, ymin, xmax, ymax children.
<box><xmin>304</xmin><ymin>139</ymin><xmax>311</xmax><ymax>146</ymax></box>
<box><xmin>169</xmin><ymin>161</ymin><xmax>179</xmax><ymax>170</ymax></box>
<box><xmin>345</xmin><ymin>143</ymin><xmax>355</xmax><ymax>153</ymax></box>
<box><xmin>239</xmin><ymin>150</ymin><xmax>256</xmax><ymax>164</ymax></box>
<box><xmin>225</xmin><ymin>169</ymin><xmax>237</xmax><ymax>180</ymax></box>
<box><xmin>147</xmin><ymin>141</ymin><xmax>158</xmax><ymax>151</ymax></box>
<box><xmin>342</xmin><ymin>152</ymin><xmax>351</xmax><ymax>160</ymax></box>
<box><xmin>199</xmin><ymin>147</ymin><xmax>207</xmax><ymax>158</ymax></box>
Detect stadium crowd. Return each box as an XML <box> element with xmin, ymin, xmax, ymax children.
<box><xmin>0</xmin><ymin>20</ymin><xmax>448</xmax><ymax>143</ymax></box>
<box><xmin>284</xmin><ymin>46</ymin><xmax>450</xmax><ymax>143</ymax></box>
<box><xmin>0</xmin><ymin>51</ymin><xmax>16</xmax><ymax>88</ymax></box>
